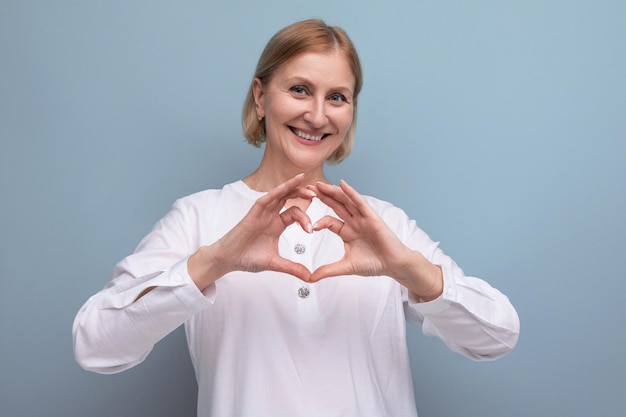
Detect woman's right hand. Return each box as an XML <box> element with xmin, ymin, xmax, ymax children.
<box><xmin>188</xmin><ymin>174</ymin><xmax>315</xmax><ymax>291</ymax></box>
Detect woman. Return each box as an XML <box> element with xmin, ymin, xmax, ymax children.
<box><xmin>73</xmin><ymin>19</ymin><xmax>520</xmax><ymax>417</ymax></box>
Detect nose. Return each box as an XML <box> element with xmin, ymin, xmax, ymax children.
<box><xmin>303</xmin><ymin>97</ymin><xmax>328</xmax><ymax>128</ymax></box>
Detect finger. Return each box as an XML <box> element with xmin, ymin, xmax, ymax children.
<box><xmin>281</xmin><ymin>172</ymin><xmax>306</xmax><ymax>190</ymax></box>
<box><xmin>268</xmin><ymin>258</ymin><xmax>312</xmax><ymax>282</ymax></box>
<box><xmin>260</xmin><ymin>174</ymin><xmax>306</xmax><ymax>208</ymax></box>
<box><xmin>314</xmin><ymin>182</ymin><xmax>355</xmax><ymax>207</ymax></box>
<box><xmin>309</xmin><ymin>260</ymin><xmax>352</xmax><ymax>282</ymax></box>
<box><xmin>338</xmin><ymin>180</ymin><xmax>374</xmax><ymax>217</ymax></box>
<box><xmin>310</xmin><ymin>183</ymin><xmax>355</xmax><ymax>220</ymax></box>
<box><xmin>312</xmin><ymin>215</ymin><xmax>344</xmax><ymax>236</ymax></box>
<box><xmin>257</xmin><ymin>174</ymin><xmax>314</xmax><ymax>212</ymax></box>
<box><xmin>284</xmin><ymin>186</ymin><xmax>317</xmax><ymax>201</ymax></box>
<box><xmin>272</xmin><ymin>187</ymin><xmax>316</xmax><ymax>215</ymax></box>
<box><xmin>280</xmin><ymin>206</ymin><xmax>313</xmax><ymax>233</ymax></box>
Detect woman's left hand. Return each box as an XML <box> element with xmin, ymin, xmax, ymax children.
<box><xmin>308</xmin><ymin>180</ymin><xmax>443</xmax><ymax>301</ymax></box>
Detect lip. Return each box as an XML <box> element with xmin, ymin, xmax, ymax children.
<box><xmin>289</xmin><ymin>126</ymin><xmax>329</xmax><ymax>142</ymax></box>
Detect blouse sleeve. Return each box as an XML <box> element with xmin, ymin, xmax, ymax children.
<box><xmin>72</xmin><ymin>199</ymin><xmax>214</xmax><ymax>374</ymax></box>
<box><xmin>374</xmin><ymin>198</ymin><xmax>520</xmax><ymax>361</ymax></box>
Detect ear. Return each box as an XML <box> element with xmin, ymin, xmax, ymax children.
<box><xmin>252</xmin><ymin>77</ymin><xmax>265</xmax><ymax>120</ymax></box>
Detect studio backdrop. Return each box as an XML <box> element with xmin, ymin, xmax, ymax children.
<box><xmin>1</xmin><ymin>1</ymin><xmax>624</xmax><ymax>416</ymax></box>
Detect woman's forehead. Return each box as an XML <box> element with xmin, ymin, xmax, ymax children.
<box><xmin>271</xmin><ymin>51</ymin><xmax>355</xmax><ymax>90</ymax></box>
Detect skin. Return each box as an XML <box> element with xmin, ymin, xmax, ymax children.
<box><xmin>244</xmin><ymin>50</ymin><xmax>355</xmax><ymax>201</ymax></box>
<box><xmin>308</xmin><ymin>180</ymin><xmax>443</xmax><ymax>300</ymax></box>
<box><xmin>155</xmin><ymin>49</ymin><xmax>443</xmax><ymax>302</ymax></box>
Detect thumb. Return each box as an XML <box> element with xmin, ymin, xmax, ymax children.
<box><xmin>268</xmin><ymin>257</ymin><xmax>312</xmax><ymax>282</ymax></box>
<box><xmin>309</xmin><ymin>260</ymin><xmax>351</xmax><ymax>282</ymax></box>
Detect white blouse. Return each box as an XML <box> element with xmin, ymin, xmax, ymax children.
<box><xmin>73</xmin><ymin>180</ymin><xmax>520</xmax><ymax>417</ymax></box>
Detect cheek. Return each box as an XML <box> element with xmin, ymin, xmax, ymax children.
<box><xmin>267</xmin><ymin>98</ymin><xmax>306</xmax><ymax>123</ymax></box>
<box><xmin>335</xmin><ymin>108</ymin><xmax>354</xmax><ymax>131</ymax></box>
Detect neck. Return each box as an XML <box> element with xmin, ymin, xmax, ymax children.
<box><xmin>243</xmin><ymin>161</ymin><xmax>329</xmax><ymax>193</ymax></box>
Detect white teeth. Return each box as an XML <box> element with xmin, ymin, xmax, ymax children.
<box><xmin>293</xmin><ymin>128</ymin><xmax>324</xmax><ymax>141</ymax></box>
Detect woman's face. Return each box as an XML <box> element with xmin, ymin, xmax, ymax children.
<box><xmin>253</xmin><ymin>50</ymin><xmax>355</xmax><ymax>172</ymax></box>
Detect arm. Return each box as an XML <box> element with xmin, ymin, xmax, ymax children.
<box><xmin>403</xmin><ymin>268</ymin><xmax>520</xmax><ymax>361</ymax></box>
<box><xmin>72</xmin><ymin>200</ymin><xmax>212</xmax><ymax>374</ymax></box>
<box><xmin>73</xmin><ymin>175</ymin><xmax>316</xmax><ymax>374</ymax></box>
<box><xmin>308</xmin><ymin>180</ymin><xmax>520</xmax><ymax>361</ymax></box>
<box><xmin>390</xmin><ymin>209</ymin><xmax>520</xmax><ymax>361</ymax></box>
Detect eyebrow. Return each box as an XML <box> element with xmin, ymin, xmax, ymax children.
<box><xmin>284</xmin><ymin>76</ymin><xmax>354</xmax><ymax>96</ymax></box>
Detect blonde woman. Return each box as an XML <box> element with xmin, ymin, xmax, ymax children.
<box><xmin>74</xmin><ymin>19</ymin><xmax>519</xmax><ymax>417</ymax></box>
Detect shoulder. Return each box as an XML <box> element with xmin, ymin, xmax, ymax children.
<box><xmin>362</xmin><ymin>194</ymin><xmax>413</xmax><ymax>232</ymax></box>
<box><xmin>164</xmin><ymin>181</ymin><xmax>257</xmax><ymax>237</ymax></box>
<box><xmin>174</xmin><ymin>188</ymin><xmax>226</xmax><ymax>208</ymax></box>
<box><xmin>362</xmin><ymin>194</ymin><xmax>409</xmax><ymax>221</ymax></box>
<box><xmin>361</xmin><ymin>194</ymin><xmax>432</xmax><ymax>246</ymax></box>
<box><xmin>172</xmin><ymin>180</ymin><xmax>250</xmax><ymax>211</ymax></box>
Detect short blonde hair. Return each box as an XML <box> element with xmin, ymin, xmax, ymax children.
<box><xmin>242</xmin><ymin>19</ymin><xmax>363</xmax><ymax>164</ymax></box>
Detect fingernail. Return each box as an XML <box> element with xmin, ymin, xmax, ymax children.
<box><xmin>307</xmin><ymin>223</ymin><xmax>313</xmax><ymax>233</ymax></box>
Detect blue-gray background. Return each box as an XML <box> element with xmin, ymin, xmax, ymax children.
<box><xmin>1</xmin><ymin>1</ymin><xmax>624</xmax><ymax>416</ymax></box>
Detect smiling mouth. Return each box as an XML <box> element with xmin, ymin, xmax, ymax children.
<box><xmin>290</xmin><ymin>127</ymin><xmax>329</xmax><ymax>142</ymax></box>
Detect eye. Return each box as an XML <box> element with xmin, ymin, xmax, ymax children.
<box><xmin>328</xmin><ymin>93</ymin><xmax>348</xmax><ymax>103</ymax></box>
<box><xmin>290</xmin><ymin>85</ymin><xmax>308</xmax><ymax>96</ymax></box>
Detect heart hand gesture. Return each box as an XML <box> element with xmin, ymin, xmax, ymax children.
<box><xmin>307</xmin><ymin>180</ymin><xmax>443</xmax><ymax>301</ymax></box>
<box><xmin>188</xmin><ymin>174</ymin><xmax>315</xmax><ymax>290</ymax></box>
